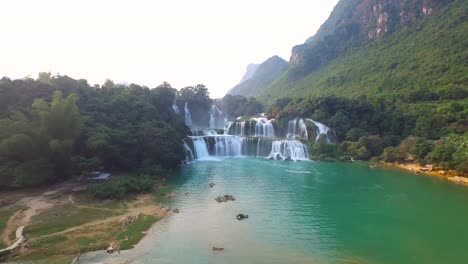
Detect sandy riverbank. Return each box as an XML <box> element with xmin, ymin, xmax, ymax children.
<box><xmin>0</xmin><ymin>180</ymin><xmax>176</xmax><ymax>263</ymax></box>
<box><xmin>383</xmin><ymin>162</ymin><xmax>468</xmax><ymax>186</ymax></box>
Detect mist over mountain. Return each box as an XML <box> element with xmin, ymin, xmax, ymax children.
<box><xmin>227</xmin><ymin>56</ymin><xmax>288</xmax><ymax>98</ymax></box>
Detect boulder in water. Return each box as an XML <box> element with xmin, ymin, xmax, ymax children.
<box><xmin>212</xmin><ymin>246</ymin><xmax>224</xmax><ymax>251</ymax></box>
<box><xmin>215</xmin><ymin>195</ymin><xmax>235</xmax><ymax>203</ymax></box>
<box><xmin>173</xmin><ymin>208</ymin><xmax>180</xmax><ymax>213</ymax></box>
<box><xmin>236</xmin><ymin>214</ymin><xmax>249</xmax><ymax>220</ymax></box>
<box><xmin>209</xmin><ymin>183</ymin><xmax>215</xmax><ymax>188</ymax></box>
<box><xmin>285</xmin><ymin>156</ymin><xmax>292</xmax><ymax>162</ymax></box>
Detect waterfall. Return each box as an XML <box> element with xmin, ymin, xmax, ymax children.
<box><xmin>192</xmin><ymin>137</ymin><xmax>209</xmax><ymax>159</ymax></box>
<box><xmin>184</xmin><ymin>102</ymin><xmax>192</xmax><ymax>127</ymax></box>
<box><xmin>224</xmin><ymin>121</ymin><xmax>234</xmax><ymax>135</ymax></box>
<box><xmin>268</xmin><ymin>140</ymin><xmax>310</xmax><ymax>161</ymax></box>
<box><xmin>233</xmin><ymin>122</ymin><xmax>246</xmax><ymax>136</ymax></box>
<box><xmin>253</xmin><ymin>117</ymin><xmax>275</xmax><ymax>138</ymax></box>
<box><xmin>183</xmin><ymin>141</ymin><xmax>194</xmax><ymax>162</ymax></box>
<box><xmin>186</xmin><ymin>115</ymin><xmax>331</xmax><ymax>162</ymax></box>
<box><xmin>209</xmin><ymin>105</ymin><xmax>223</xmax><ymax>129</ymax></box>
<box><xmin>214</xmin><ymin>136</ymin><xmax>243</xmax><ymax>157</ymax></box>
<box><xmin>286</xmin><ymin>118</ymin><xmax>308</xmax><ymax>140</ymax></box>
<box><xmin>172</xmin><ymin>100</ymin><xmax>180</xmax><ymax>114</ymax></box>
<box><xmin>306</xmin><ymin>119</ymin><xmax>331</xmax><ymax>142</ymax></box>
<box><xmin>225</xmin><ymin>118</ymin><xmax>275</xmax><ymax>138</ymax></box>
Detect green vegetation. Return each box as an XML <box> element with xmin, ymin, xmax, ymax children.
<box><xmin>88</xmin><ymin>176</ymin><xmax>154</xmax><ymax>199</ymax></box>
<box><xmin>0</xmin><ymin>76</ymin><xmax>192</xmax><ymax>188</ymax></box>
<box><xmin>17</xmin><ymin>214</ymin><xmax>158</xmax><ymax>263</ymax></box>
<box><xmin>117</xmin><ymin>215</ymin><xmax>158</xmax><ymax>250</ymax></box>
<box><xmin>268</xmin><ymin>95</ymin><xmax>467</xmax><ymax>173</ymax></box>
<box><xmin>258</xmin><ymin>0</ymin><xmax>466</xmax><ymax>101</ymax></box>
<box><xmin>24</xmin><ymin>204</ymin><xmax>117</xmax><ymax>238</ymax></box>
<box><xmin>0</xmin><ymin>205</ymin><xmax>27</xmax><ymax>247</ymax></box>
<box><xmin>216</xmin><ymin>94</ymin><xmax>264</xmax><ymax>117</ymax></box>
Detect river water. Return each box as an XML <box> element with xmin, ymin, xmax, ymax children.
<box><xmin>80</xmin><ymin>158</ymin><xmax>468</xmax><ymax>264</ymax></box>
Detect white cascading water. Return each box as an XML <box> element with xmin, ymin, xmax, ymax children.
<box><xmin>214</xmin><ymin>136</ymin><xmax>243</xmax><ymax>157</ymax></box>
<box><xmin>286</xmin><ymin>118</ymin><xmax>308</xmax><ymax>140</ymax></box>
<box><xmin>186</xmin><ymin>116</ymin><xmax>330</xmax><ymax>162</ymax></box>
<box><xmin>253</xmin><ymin>117</ymin><xmax>275</xmax><ymax>138</ymax></box>
<box><xmin>209</xmin><ymin>105</ymin><xmax>223</xmax><ymax>129</ymax></box>
<box><xmin>184</xmin><ymin>102</ymin><xmax>193</xmax><ymax>127</ymax></box>
<box><xmin>172</xmin><ymin>100</ymin><xmax>180</xmax><ymax>114</ymax></box>
<box><xmin>183</xmin><ymin>141</ymin><xmax>194</xmax><ymax>162</ymax></box>
<box><xmin>192</xmin><ymin>137</ymin><xmax>210</xmax><ymax>159</ymax></box>
<box><xmin>268</xmin><ymin>140</ymin><xmax>310</xmax><ymax>161</ymax></box>
<box><xmin>306</xmin><ymin>119</ymin><xmax>331</xmax><ymax>142</ymax></box>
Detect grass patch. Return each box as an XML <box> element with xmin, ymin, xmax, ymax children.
<box><xmin>11</xmin><ymin>214</ymin><xmax>159</xmax><ymax>263</ymax></box>
<box><xmin>72</xmin><ymin>192</ymin><xmax>129</xmax><ymax>212</ymax></box>
<box><xmin>24</xmin><ymin>204</ymin><xmax>117</xmax><ymax>238</ymax></box>
<box><xmin>0</xmin><ymin>241</ymin><xmax>7</xmax><ymax>250</ymax></box>
<box><xmin>116</xmin><ymin>215</ymin><xmax>158</xmax><ymax>250</ymax></box>
<box><xmin>29</xmin><ymin>235</ymin><xmax>67</xmax><ymax>249</ymax></box>
<box><xmin>0</xmin><ymin>205</ymin><xmax>27</xmax><ymax>241</ymax></box>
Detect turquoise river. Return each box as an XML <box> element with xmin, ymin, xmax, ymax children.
<box><xmin>81</xmin><ymin>158</ymin><xmax>468</xmax><ymax>264</ymax></box>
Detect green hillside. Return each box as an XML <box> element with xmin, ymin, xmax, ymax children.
<box><xmin>228</xmin><ymin>56</ymin><xmax>288</xmax><ymax>98</ymax></box>
<box><xmin>258</xmin><ymin>0</ymin><xmax>467</xmax><ymax>102</ymax></box>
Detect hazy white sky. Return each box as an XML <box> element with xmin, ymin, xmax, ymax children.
<box><xmin>0</xmin><ymin>0</ymin><xmax>338</xmax><ymax>98</ymax></box>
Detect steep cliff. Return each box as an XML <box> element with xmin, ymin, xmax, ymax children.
<box><xmin>258</xmin><ymin>0</ymin><xmax>466</xmax><ymax>102</ymax></box>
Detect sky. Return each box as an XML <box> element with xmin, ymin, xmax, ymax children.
<box><xmin>0</xmin><ymin>0</ymin><xmax>338</xmax><ymax>98</ymax></box>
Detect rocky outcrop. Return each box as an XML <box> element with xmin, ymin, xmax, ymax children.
<box><xmin>289</xmin><ymin>0</ymin><xmax>445</xmax><ymax>78</ymax></box>
<box><xmin>236</xmin><ymin>214</ymin><xmax>249</xmax><ymax>220</ymax></box>
<box><xmin>215</xmin><ymin>195</ymin><xmax>235</xmax><ymax>203</ymax></box>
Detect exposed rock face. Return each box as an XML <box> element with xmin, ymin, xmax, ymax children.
<box><xmin>289</xmin><ymin>0</ymin><xmax>445</xmax><ymax>78</ymax></box>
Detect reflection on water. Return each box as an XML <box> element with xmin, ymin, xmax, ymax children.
<box><xmin>80</xmin><ymin>158</ymin><xmax>468</xmax><ymax>264</ymax></box>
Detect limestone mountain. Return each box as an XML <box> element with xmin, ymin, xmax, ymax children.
<box><xmin>239</xmin><ymin>64</ymin><xmax>259</xmax><ymax>83</ymax></box>
<box><xmin>228</xmin><ymin>56</ymin><xmax>288</xmax><ymax>98</ymax></box>
<box><xmin>257</xmin><ymin>0</ymin><xmax>466</xmax><ymax>102</ymax></box>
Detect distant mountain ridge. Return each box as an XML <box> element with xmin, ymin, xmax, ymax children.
<box><xmin>239</xmin><ymin>64</ymin><xmax>259</xmax><ymax>83</ymax></box>
<box><xmin>227</xmin><ymin>56</ymin><xmax>288</xmax><ymax>98</ymax></box>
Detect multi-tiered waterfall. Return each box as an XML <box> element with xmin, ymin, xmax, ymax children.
<box><xmin>184</xmin><ymin>115</ymin><xmax>333</xmax><ymax>162</ymax></box>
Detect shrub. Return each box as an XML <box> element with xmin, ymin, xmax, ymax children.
<box><xmin>88</xmin><ymin>176</ymin><xmax>153</xmax><ymax>199</ymax></box>
<box><xmin>382</xmin><ymin>147</ymin><xmax>406</xmax><ymax>163</ymax></box>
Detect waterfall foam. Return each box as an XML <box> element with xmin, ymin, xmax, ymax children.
<box><xmin>286</xmin><ymin>118</ymin><xmax>308</xmax><ymax>140</ymax></box>
<box><xmin>253</xmin><ymin>117</ymin><xmax>275</xmax><ymax>138</ymax></box>
<box><xmin>192</xmin><ymin>137</ymin><xmax>209</xmax><ymax>160</ymax></box>
<box><xmin>306</xmin><ymin>119</ymin><xmax>332</xmax><ymax>142</ymax></box>
<box><xmin>268</xmin><ymin>140</ymin><xmax>310</xmax><ymax>161</ymax></box>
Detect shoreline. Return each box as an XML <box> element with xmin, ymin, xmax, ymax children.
<box><xmin>0</xmin><ymin>179</ymin><xmax>175</xmax><ymax>264</ymax></box>
<box><xmin>382</xmin><ymin>162</ymin><xmax>468</xmax><ymax>186</ymax></box>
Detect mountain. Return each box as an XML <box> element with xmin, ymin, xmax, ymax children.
<box><xmin>239</xmin><ymin>64</ymin><xmax>259</xmax><ymax>83</ymax></box>
<box><xmin>227</xmin><ymin>56</ymin><xmax>288</xmax><ymax>97</ymax></box>
<box><xmin>257</xmin><ymin>0</ymin><xmax>466</xmax><ymax>102</ymax></box>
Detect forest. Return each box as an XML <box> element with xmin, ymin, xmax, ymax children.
<box><xmin>0</xmin><ymin>72</ymin><xmax>466</xmax><ymax>189</ymax></box>
<box><xmin>267</xmin><ymin>95</ymin><xmax>467</xmax><ymax>173</ymax></box>
<box><xmin>0</xmin><ymin>74</ymin><xmax>266</xmax><ymax>188</ymax></box>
